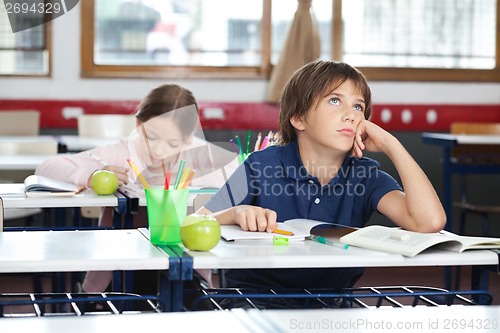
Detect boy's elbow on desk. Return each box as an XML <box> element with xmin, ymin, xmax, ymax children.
<box><xmin>415</xmin><ymin>214</ymin><xmax>447</xmax><ymax>233</ymax></box>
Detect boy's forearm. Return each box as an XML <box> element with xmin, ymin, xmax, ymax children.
<box><xmin>383</xmin><ymin>136</ymin><xmax>446</xmax><ymax>230</ymax></box>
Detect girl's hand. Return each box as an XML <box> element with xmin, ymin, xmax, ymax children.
<box><xmin>233</xmin><ymin>205</ymin><xmax>278</xmax><ymax>233</ymax></box>
<box><xmin>351</xmin><ymin>120</ymin><xmax>393</xmax><ymax>158</ymax></box>
<box><xmin>104</xmin><ymin>165</ymin><xmax>130</xmax><ymax>185</ymax></box>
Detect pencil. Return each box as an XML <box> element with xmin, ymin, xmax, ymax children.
<box><xmin>254</xmin><ymin>132</ymin><xmax>262</xmax><ymax>151</ymax></box>
<box><xmin>177</xmin><ymin>166</ymin><xmax>191</xmax><ymax>190</ymax></box>
<box><xmin>127</xmin><ymin>158</ymin><xmax>151</xmax><ymax>189</ymax></box>
<box><xmin>164</xmin><ymin>170</ymin><xmax>171</xmax><ymax>190</ymax></box>
<box><xmin>173</xmin><ymin>159</ymin><xmax>186</xmax><ymax>189</ymax></box>
<box><xmin>234</xmin><ymin>135</ymin><xmax>244</xmax><ymax>155</ymax></box>
<box><xmin>273</xmin><ymin>229</ymin><xmax>294</xmax><ymax>236</ymax></box>
<box><xmin>161</xmin><ymin>160</ymin><xmax>167</xmax><ymax>177</ymax></box>
<box><xmin>259</xmin><ymin>136</ymin><xmax>269</xmax><ymax>150</ymax></box>
<box><xmin>89</xmin><ymin>152</ymin><xmax>135</xmax><ymax>185</ymax></box>
<box><xmin>180</xmin><ymin>170</ymin><xmax>196</xmax><ymax>189</ymax></box>
<box><xmin>245</xmin><ymin>130</ymin><xmax>251</xmax><ymax>155</ymax></box>
<box><xmin>87</xmin><ymin>152</ymin><xmax>108</xmax><ymax>166</ymax></box>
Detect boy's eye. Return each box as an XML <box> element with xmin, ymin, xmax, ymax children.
<box><xmin>328</xmin><ymin>97</ymin><xmax>340</xmax><ymax>105</ymax></box>
<box><xmin>354</xmin><ymin>104</ymin><xmax>365</xmax><ymax>112</ymax></box>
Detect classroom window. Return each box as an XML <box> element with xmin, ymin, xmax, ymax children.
<box><xmin>343</xmin><ymin>0</ymin><xmax>496</xmax><ymax>69</ymax></box>
<box><xmin>0</xmin><ymin>4</ymin><xmax>50</xmax><ymax>76</ymax></box>
<box><xmin>82</xmin><ymin>0</ymin><xmax>500</xmax><ymax>81</ymax></box>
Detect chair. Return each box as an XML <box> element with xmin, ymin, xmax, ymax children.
<box><xmin>450</xmin><ymin>122</ymin><xmax>500</xmax><ymax>236</ymax></box>
<box><xmin>77</xmin><ymin>114</ymin><xmax>136</xmax><ymax>139</ymax></box>
<box><xmin>0</xmin><ymin>110</ymin><xmax>40</xmax><ymax>136</ymax></box>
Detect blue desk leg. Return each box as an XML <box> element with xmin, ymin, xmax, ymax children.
<box><xmin>471</xmin><ymin>266</ymin><xmax>491</xmax><ymax>305</ymax></box>
<box><xmin>156</xmin><ymin>245</ymin><xmax>182</xmax><ymax>311</ymax></box>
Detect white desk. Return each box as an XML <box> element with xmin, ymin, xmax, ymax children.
<box><xmin>252</xmin><ymin>306</ymin><xmax>500</xmax><ymax>332</ymax></box>
<box><xmin>0</xmin><ymin>184</ymin><xmax>118</xmax><ymax>209</ymax></box>
<box><xmin>0</xmin><ymin>155</ymin><xmax>56</xmax><ymax>171</ymax></box>
<box><xmin>0</xmin><ymin>229</ymin><xmax>178</xmax><ymax>313</ymax></box>
<box><xmin>0</xmin><ymin>229</ymin><xmax>168</xmax><ymax>273</ymax></box>
<box><xmin>0</xmin><ymin>311</ymin><xmax>261</xmax><ymax>333</ymax></box>
<box><xmin>0</xmin><ymin>136</ymin><xmax>57</xmax><ymax>145</ymax></box>
<box><xmin>0</xmin><ymin>135</ymin><xmax>117</xmax><ymax>157</ymax></box>
<box><xmin>184</xmin><ymin>236</ymin><xmax>498</xmax><ymax>270</ymax></box>
<box><xmin>0</xmin><ymin>306</ymin><xmax>497</xmax><ymax>333</ymax></box>
<box><xmin>423</xmin><ymin>133</ymin><xmax>500</xmax><ymax>145</ymax></box>
<box><xmin>57</xmin><ymin>135</ymin><xmax>118</xmax><ymax>152</ymax></box>
<box><xmin>140</xmin><ymin>227</ymin><xmax>499</xmax><ymax>309</ymax></box>
<box><xmin>0</xmin><ymin>183</ymin><xmax>126</xmax><ymax>229</ymax></box>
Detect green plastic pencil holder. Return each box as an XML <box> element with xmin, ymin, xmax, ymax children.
<box><xmin>145</xmin><ymin>187</ymin><xmax>189</xmax><ymax>245</ymax></box>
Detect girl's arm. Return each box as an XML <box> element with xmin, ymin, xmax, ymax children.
<box><xmin>353</xmin><ymin>121</ymin><xmax>446</xmax><ymax>232</ymax></box>
<box><xmin>35</xmin><ymin>143</ymin><xmax>130</xmax><ymax>187</ymax></box>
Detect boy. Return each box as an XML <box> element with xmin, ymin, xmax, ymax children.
<box><xmin>196</xmin><ymin>60</ymin><xmax>445</xmax><ymax>302</ymax></box>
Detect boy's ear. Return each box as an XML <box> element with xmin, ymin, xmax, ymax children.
<box><xmin>290</xmin><ymin>115</ymin><xmax>305</xmax><ymax>131</ymax></box>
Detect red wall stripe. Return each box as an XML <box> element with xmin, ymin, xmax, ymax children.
<box><xmin>0</xmin><ymin>99</ymin><xmax>499</xmax><ymax>132</ymax></box>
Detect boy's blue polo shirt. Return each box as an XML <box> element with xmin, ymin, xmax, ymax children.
<box><xmin>205</xmin><ymin>140</ymin><xmax>402</xmax><ymax>289</ymax></box>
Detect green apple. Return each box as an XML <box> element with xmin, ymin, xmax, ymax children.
<box><xmin>180</xmin><ymin>214</ymin><xmax>220</xmax><ymax>251</ymax></box>
<box><xmin>91</xmin><ymin>170</ymin><xmax>119</xmax><ymax>195</ymax></box>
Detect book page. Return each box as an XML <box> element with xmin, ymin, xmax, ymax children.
<box><xmin>438</xmin><ymin>230</ymin><xmax>500</xmax><ymax>252</ymax></box>
<box><xmin>24</xmin><ymin>175</ymin><xmax>82</xmax><ymax>196</ymax></box>
<box><xmin>339</xmin><ymin>225</ymin><xmax>456</xmax><ymax>257</ymax></box>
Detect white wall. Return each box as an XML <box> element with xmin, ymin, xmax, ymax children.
<box><xmin>1</xmin><ymin>5</ymin><xmax>499</xmax><ymax>104</ymax></box>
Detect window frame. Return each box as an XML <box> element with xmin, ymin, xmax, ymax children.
<box><xmin>0</xmin><ymin>21</ymin><xmax>52</xmax><ymax>77</ymax></box>
<box><xmin>81</xmin><ymin>0</ymin><xmax>272</xmax><ymax>79</ymax></box>
<box><xmin>81</xmin><ymin>0</ymin><xmax>500</xmax><ymax>82</ymax></box>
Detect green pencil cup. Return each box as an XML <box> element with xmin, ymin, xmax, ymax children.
<box><xmin>145</xmin><ymin>187</ymin><xmax>189</xmax><ymax>245</ymax></box>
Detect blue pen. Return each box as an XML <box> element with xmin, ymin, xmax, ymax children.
<box><xmin>307</xmin><ymin>234</ymin><xmax>349</xmax><ymax>250</ymax></box>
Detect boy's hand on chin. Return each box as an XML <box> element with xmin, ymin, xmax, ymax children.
<box><xmin>352</xmin><ymin>121</ymin><xmax>393</xmax><ymax>158</ymax></box>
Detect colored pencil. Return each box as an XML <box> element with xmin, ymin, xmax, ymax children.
<box><xmin>177</xmin><ymin>166</ymin><xmax>191</xmax><ymax>190</ymax></box>
<box><xmin>180</xmin><ymin>170</ymin><xmax>196</xmax><ymax>189</ymax></box>
<box><xmin>254</xmin><ymin>132</ymin><xmax>262</xmax><ymax>151</ymax></box>
<box><xmin>127</xmin><ymin>158</ymin><xmax>151</xmax><ymax>189</ymax></box>
<box><xmin>234</xmin><ymin>135</ymin><xmax>244</xmax><ymax>155</ymax></box>
<box><xmin>164</xmin><ymin>170</ymin><xmax>171</xmax><ymax>190</ymax></box>
<box><xmin>173</xmin><ymin>159</ymin><xmax>186</xmax><ymax>189</ymax></box>
<box><xmin>272</xmin><ymin>229</ymin><xmax>294</xmax><ymax>236</ymax></box>
<box><xmin>245</xmin><ymin>130</ymin><xmax>251</xmax><ymax>155</ymax></box>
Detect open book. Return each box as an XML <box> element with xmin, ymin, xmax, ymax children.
<box><xmin>220</xmin><ymin>218</ymin><xmax>340</xmax><ymax>242</ymax></box>
<box><xmin>24</xmin><ymin>175</ymin><xmax>84</xmax><ymax>197</ymax></box>
<box><xmin>339</xmin><ymin>225</ymin><xmax>500</xmax><ymax>257</ymax></box>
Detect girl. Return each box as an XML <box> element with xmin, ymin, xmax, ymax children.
<box><xmin>36</xmin><ymin>84</ymin><xmax>236</xmax><ymax>293</ymax></box>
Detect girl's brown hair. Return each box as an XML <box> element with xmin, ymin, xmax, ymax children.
<box><xmin>279</xmin><ymin>60</ymin><xmax>372</xmax><ymax>144</ymax></box>
<box><xmin>135</xmin><ymin>84</ymin><xmax>198</xmax><ymax>139</ymax></box>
